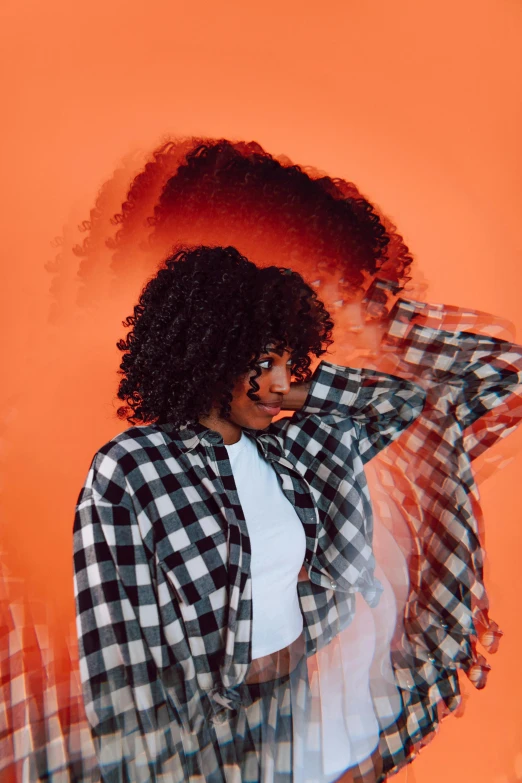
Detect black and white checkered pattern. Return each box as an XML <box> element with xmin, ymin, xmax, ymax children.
<box><xmin>0</xmin><ymin>552</ymin><xmax>99</xmax><ymax>782</ymax></box>
<box><xmin>358</xmin><ymin>280</ymin><xmax>522</xmax><ymax>779</ymax></box>
<box><xmin>3</xmin><ymin>286</ymin><xmax>521</xmax><ymax>781</ymax></box>
<box><xmin>73</xmin><ymin>353</ymin><xmax>426</xmax><ymax>778</ymax></box>
<box><xmin>70</xmin><ymin>285</ymin><xmax>522</xmax><ymax>781</ymax></box>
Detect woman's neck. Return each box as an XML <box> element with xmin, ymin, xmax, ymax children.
<box><xmin>198</xmin><ymin>412</ymin><xmax>242</xmax><ymax>445</ymax></box>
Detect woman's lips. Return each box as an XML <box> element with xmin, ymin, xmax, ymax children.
<box><xmin>256</xmin><ymin>402</ymin><xmax>282</xmax><ymax>416</ymax></box>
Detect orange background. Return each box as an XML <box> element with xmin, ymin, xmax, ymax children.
<box><xmin>1</xmin><ymin>1</ymin><xmax>521</xmax><ymax>781</ymax></box>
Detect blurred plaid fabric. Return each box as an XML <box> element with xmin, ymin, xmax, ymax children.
<box><xmin>1</xmin><ymin>282</ymin><xmax>522</xmax><ymax>781</ymax></box>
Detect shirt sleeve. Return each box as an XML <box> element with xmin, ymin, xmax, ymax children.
<box><xmin>357</xmin><ymin>284</ymin><xmax>522</xmax><ymax>699</ymax></box>
<box><xmin>73</xmin><ymin>448</ymin><xmax>181</xmax><ymax>779</ymax></box>
<box><xmin>296</xmin><ymin>360</ymin><xmax>427</xmax><ymax>464</ymax></box>
<box><xmin>383</xmin><ymin>296</ymin><xmax>522</xmax><ymax>438</ymax></box>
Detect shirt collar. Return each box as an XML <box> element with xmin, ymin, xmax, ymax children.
<box><xmin>155</xmin><ymin>420</ymin><xmax>285</xmax><ymax>460</ymax></box>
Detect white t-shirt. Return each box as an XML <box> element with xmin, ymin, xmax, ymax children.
<box><xmin>224</xmin><ymin>431</ymin><xmax>307</xmax><ymax>659</ymax></box>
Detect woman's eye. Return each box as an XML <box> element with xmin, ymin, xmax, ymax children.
<box><xmin>258</xmin><ymin>358</ymin><xmax>293</xmax><ymax>371</ymax></box>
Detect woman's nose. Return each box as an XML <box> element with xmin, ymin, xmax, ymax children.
<box><xmin>269</xmin><ymin>366</ymin><xmax>291</xmax><ymax>394</ymax></box>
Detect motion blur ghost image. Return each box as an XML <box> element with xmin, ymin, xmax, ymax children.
<box><xmin>1</xmin><ymin>139</ymin><xmax>521</xmax><ymax>783</ymax></box>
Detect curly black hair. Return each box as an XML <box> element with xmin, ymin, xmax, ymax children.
<box><xmin>116</xmin><ymin>245</ymin><xmax>334</xmax><ymax>428</ymax></box>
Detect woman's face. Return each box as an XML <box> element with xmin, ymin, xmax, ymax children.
<box><xmin>199</xmin><ymin>344</ymin><xmax>293</xmax><ymax>441</ymax></box>
<box><xmin>228</xmin><ymin>346</ymin><xmax>293</xmax><ymax>430</ymax></box>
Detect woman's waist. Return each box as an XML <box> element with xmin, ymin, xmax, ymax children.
<box><xmin>244</xmin><ymin>631</ymin><xmax>305</xmax><ymax>685</ymax></box>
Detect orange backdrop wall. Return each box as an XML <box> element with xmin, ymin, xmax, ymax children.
<box><xmin>1</xmin><ymin>1</ymin><xmax>521</xmax><ymax>782</ymax></box>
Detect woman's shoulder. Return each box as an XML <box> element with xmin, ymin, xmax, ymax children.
<box><xmin>88</xmin><ymin>423</ymin><xmax>185</xmax><ymax>478</ymax></box>
<box><xmin>78</xmin><ymin>424</ymin><xmax>188</xmax><ymax>511</ymax></box>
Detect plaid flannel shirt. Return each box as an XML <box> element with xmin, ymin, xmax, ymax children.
<box><xmin>359</xmin><ymin>280</ymin><xmax>522</xmax><ymax>777</ymax></box>
<box><xmin>72</xmin><ymin>288</ymin><xmax>522</xmax><ymax>781</ymax></box>
<box><xmin>73</xmin><ymin>353</ymin><xmax>425</xmax><ymax>766</ymax></box>
<box><xmin>4</xmin><ymin>287</ymin><xmax>521</xmax><ymax>783</ymax></box>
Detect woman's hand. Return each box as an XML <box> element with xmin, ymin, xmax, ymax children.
<box><xmin>281</xmin><ymin>381</ymin><xmax>312</xmax><ymax>411</ymax></box>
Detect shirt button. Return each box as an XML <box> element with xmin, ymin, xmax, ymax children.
<box><xmin>428</xmin><ymin>654</ymin><xmax>435</xmax><ymax>663</ymax></box>
<box><xmin>330</xmin><ymin>581</ymin><xmax>336</xmax><ymax>590</ymax></box>
<box><xmin>210</xmin><ymin>711</ymin><xmax>228</xmax><ymax>726</ymax></box>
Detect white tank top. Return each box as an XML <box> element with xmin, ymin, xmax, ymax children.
<box><xmin>224</xmin><ymin>431</ymin><xmax>307</xmax><ymax>659</ymax></box>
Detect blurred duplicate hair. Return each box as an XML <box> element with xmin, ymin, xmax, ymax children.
<box><xmin>73</xmin><ymin>138</ymin><xmax>414</xmax><ymax>307</ymax></box>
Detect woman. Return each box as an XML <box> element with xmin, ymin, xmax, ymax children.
<box><xmin>74</xmin><ymin>244</ymin><xmax>428</xmax><ymax>782</ymax></box>
<box><xmin>73</xmin><ymin>239</ymin><xmax>522</xmax><ymax>782</ymax></box>
<box><xmin>1</xmin><ymin>139</ymin><xmax>517</xmax><ymax>782</ymax></box>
